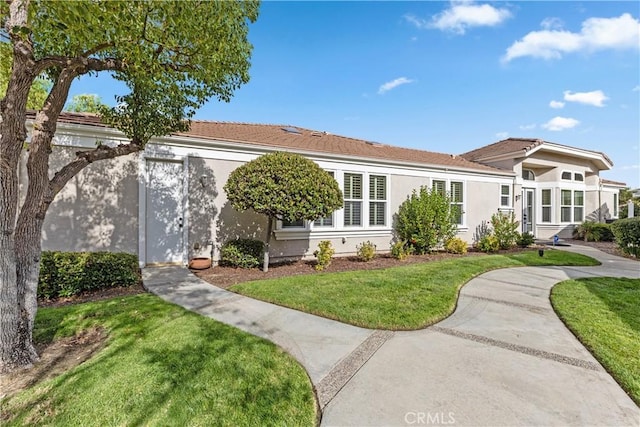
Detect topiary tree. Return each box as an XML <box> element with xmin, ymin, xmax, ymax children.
<box><xmin>224</xmin><ymin>152</ymin><xmax>343</xmax><ymax>272</ymax></box>
<box><xmin>394</xmin><ymin>186</ymin><xmax>458</xmax><ymax>254</ymax></box>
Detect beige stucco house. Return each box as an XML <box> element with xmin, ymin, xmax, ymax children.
<box><xmin>23</xmin><ymin>113</ymin><xmax>623</xmax><ymax>266</ymax></box>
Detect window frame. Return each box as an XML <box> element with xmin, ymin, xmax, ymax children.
<box><xmin>541</xmin><ymin>189</ymin><xmax>552</xmax><ymax>223</ymax></box>
<box><xmin>613</xmin><ymin>193</ymin><xmax>619</xmax><ymax>217</ymax></box>
<box><xmin>561</xmin><ymin>170</ymin><xmax>572</xmax><ymax>181</ymax></box>
<box><xmin>368</xmin><ymin>174</ymin><xmax>388</xmax><ymax>227</ymax></box>
<box><xmin>450</xmin><ymin>181</ymin><xmax>465</xmax><ymax>226</ymax></box>
<box><xmin>522</xmin><ymin>169</ymin><xmax>535</xmax><ymax>181</ymax></box>
<box><xmin>343</xmin><ymin>172</ymin><xmax>363</xmax><ymax>227</ymax></box>
<box><xmin>500</xmin><ymin>184</ymin><xmax>511</xmax><ymax>208</ymax></box>
<box><xmin>573</xmin><ymin>190</ymin><xmax>584</xmax><ymax>223</ymax></box>
<box><xmin>561</xmin><ymin>189</ymin><xmax>572</xmax><ymax>222</ymax></box>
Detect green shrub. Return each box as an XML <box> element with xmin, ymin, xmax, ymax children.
<box><xmin>395</xmin><ymin>186</ymin><xmax>457</xmax><ymax>254</ymax></box>
<box><xmin>611</xmin><ymin>218</ymin><xmax>640</xmax><ymax>257</ymax></box>
<box><xmin>356</xmin><ymin>241</ymin><xmax>376</xmax><ymax>262</ymax></box>
<box><xmin>445</xmin><ymin>237</ymin><xmax>467</xmax><ymax>254</ymax></box>
<box><xmin>220</xmin><ymin>239</ymin><xmax>264</xmax><ymax>268</ymax></box>
<box><xmin>517</xmin><ymin>232</ymin><xmax>535</xmax><ymax>248</ymax></box>
<box><xmin>38</xmin><ymin>251</ymin><xmax>140</xmax><ymax>299</ymax></box>
<box><xmin>313</xmin><ymin>240</ymin><xmax>335</xmax><ymax>271</ymax></box>
<box><xmin>390</xmin><ymin>241</ymin><xmax>413</xmax><ymax>261</ymax></box>
<box><xmin>574</xmin><ymin>221</ymin><xmax>614</xmax><ymax>242</ymax></box>
<box><xmin>477</xmin><ymin>235</ymin><xmax>500</xmax><ymax>253</ymax></box>
<box><xmin>491</xmin><ymin>211</ymin><xmax>520</xmax><ymax>249</ymax></box>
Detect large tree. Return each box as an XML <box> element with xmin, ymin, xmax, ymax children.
<box><xmin>224</xmin><ymin>152</ymin><xmax>343</xmax><ymax>272</ymax></box>
<box><xmin>0</xmin><ymin>0</ymin><xmax>259</xmax><ymax>373</ymax></box>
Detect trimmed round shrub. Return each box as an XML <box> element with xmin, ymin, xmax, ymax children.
<box><xmin>356</xmin><ymin>241</ymin><xmax>377</xmax><ymax>262</ymax></box>
<box><xmin>445</xmin><ymin>237</ymin><xmax>468</xmax><ymax>254</ymax></box>
<box><xmin>477</xmin><ymin>235</ymin><xmax>500</xmax><ymax>253</ymax></box>
<box><xmin>611</xmin><ymin>217</ymin><xmax>640</xmax><ymax>257</ymax></box>
<box><xmin>220</xmin><ymin>239</ymin><xmax>264</xmax><ymax>268</ymax></box>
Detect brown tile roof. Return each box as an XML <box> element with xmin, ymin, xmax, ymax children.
<box><xmin>601</xmin><ymin>178</ymin><xmax>627</xmax><ymax>187</ymax></box>
<box><xmin>461</xmin><ymin>137</ymin><xmax>613</xmax><ymax>166</ymax></box>
<box><xmin>46</xmin><ymin>112</ymin><xmax>510</xmax><ymax>175</ymax></box>
<box><xmin>177</xmin><ymin>121</ymin><xmax>508</xmax><ymax>173</ymax></box>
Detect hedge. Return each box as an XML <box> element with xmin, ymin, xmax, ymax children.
<box><xmin>220</xmin><ymin>239</ymin><xmax>264</xmax><ymax>268</ymax></box>
<box><xmin>39</xmin><ymin>251</ymin><xmax>141</xmax><ymax>299</ymax></box>
<box><xmin>611</xmin><ymin>217</ymin><xmax>640</xmax><ymax>257</ymax></box>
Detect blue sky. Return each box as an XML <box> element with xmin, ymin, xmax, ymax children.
<box><xmin>70</xmin><ymin>1</ymin><xmax>640</xmax><ymax>187</ymax></box>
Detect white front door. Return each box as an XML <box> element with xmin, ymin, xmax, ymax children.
<box><xmin>146</xmin><ymin>159</ymin><xmax>184</xmax><ymax>264</ymax></box>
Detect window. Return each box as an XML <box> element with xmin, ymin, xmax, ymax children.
<box><xmin>450</xmin><ymin>181</ymin><xmax>464</xmax><ymax>225</ymax></box>
<box><xmin>369</xmin><ymin>175</ymin><xmax>387</xmax><ymax>226</ymax></box>
<box><xmin>613</xmin><ymin>193</ymin><xmax>619</xmax><ymax>217</ymax></box>
<box><xmin>500</xmin><ymin>185</ymin><xmax>511</xmax><ymax>207</ymax></box>
<box><xmin>561</xmin><ymin>190</ymin><xmax>572</xmax><ymax>222</ymax></box>
<box><xmin>574</xmin><ymin>191</ymin><xmax>584</xmax><ymax>222</ymax></box>
<box><xmin>523</xmin><ymin>169</ymin><xmax>535</xmax><ymax>181</ymax></box>
<box><xmin>313</xmin><ymin>172</ymin><xmax>335</xmax><ymax>227</ymax></box>
<box><xmin>574</xmin><ymin>173</ymin><xmax>584</xmax><ymax>182</ymax></box>
<box><xmin>561</xmin><ymin>171</ymin><xmax>572</xmax><ymax>180</ymax></box>
<box><xmin>282</xmin><ymin>218</ymin><xmax>304</xmax><ymax>228</ymax></box>
<box><xmin>344</xmin><ymin>173</ymin><xmax>362</xmax><ymax>226</ymax></box>
<box><xmin>541</xmin><ymin>189</ymin><xmax>552</xmax><ymax>223</ymax></box>
<box><xmin>432</xmin><ymin>180</ymin><xmax>446</xmax><ymax>195</ymax></box>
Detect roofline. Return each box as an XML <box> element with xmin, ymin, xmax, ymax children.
<box><xmin>467</xmin><ymin>139</ymin><xmax>613</xmax><ymax>170</ymax></box>
<box><xmin>33</xmin><ymin>115</ymin><xmax>513</xmax><ymax>177</ymax></box>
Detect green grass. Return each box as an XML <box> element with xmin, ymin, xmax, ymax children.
<box><xmin>1</xmin><ymin>294</ymin><xmax>316</xmax><ymax>426</ymax></box>
<box><xmin>232</xmin><ymin>250</ymin><xmax>599</xmax><ymax>330</ymax></box>
<box><xmin>551</xmin><ymin>277</ymin><xmax>640</xmax><ymax>405</ymax></box>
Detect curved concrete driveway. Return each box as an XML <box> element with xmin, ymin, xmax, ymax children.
<box><xmin>143</xmin><ymin>246</ymin><xmax>640</xmax><ymax>426</ymax></box>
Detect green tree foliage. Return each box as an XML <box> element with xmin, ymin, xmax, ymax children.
<box><xmin>0</xmin><ymin>0</ymin><xmax>259</xmax><ymax>374</ymax></box>
<box><xmin>65</xmin><ymin>93</ymin><xmax>107</xmax><ymax>113</ymax></box>
<box><xmin>0</xmin><ymin>42</ymin><xmax>50</xmax><ymax>109</ymax></box>
<box><xmin>620</xmin><ymin>187</ymin><xmax>640</xmax><ymax>219</ymax></box>
<box><xmin>224</xmin><ymin>152</ymin><xmax>343</xmax><ymax>271</ymax></box>
<box><xmin>394</xmin><ymin>186</ymin><xmax>458</xmax><ymax>254</ymax></box>
<box><xmin>611</xmin><ymin>217</ymin><xmax>640</xmax><ymax>257</ymax></box>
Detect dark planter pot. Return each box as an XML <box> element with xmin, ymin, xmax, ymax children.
<box><xmin>188</xmin><ymin>257</ymin><xmax>212</xmax><ymax>270</ymax></box>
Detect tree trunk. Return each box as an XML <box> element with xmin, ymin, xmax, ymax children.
<box><xmin>262</xmin><ymin>217</ymin><xmax>273</xmax><ymax>272</ymax></box>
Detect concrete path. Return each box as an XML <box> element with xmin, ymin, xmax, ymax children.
<box><xmin>143</xmin><ymin>246</ymin><xmax>640</xmax><ymax>427</ymax></box>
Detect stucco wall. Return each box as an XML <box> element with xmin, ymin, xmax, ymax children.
<box><xmin>40</xmin><ymin>146</ymin><xmax>139</xmax><ymax>254</ymax></box>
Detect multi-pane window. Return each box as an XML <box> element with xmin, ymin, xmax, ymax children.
<box><xmin>574</xmin><ymin>191</ymin><xmax>584</xmax><ymax>222</ymax></box>
<box><xmin>500</xmin><ymin>185</ymin><xmax>511</xmax><ymax>207</ymax></box>
<box><xmin>450</xmin><ymin>181</ymin><xmax>464</xmax><ymax>225</ymax></box>
<box><xmin>561</xmin><ymin>190</ymin><xmax>572</xmax><ymax>222</ymax></box>
<box><xmin>344</xmin><ymin>173</ymin><xmax>362</xmax><ymax>226</ymax></box>
<box><xmin>432</xmin><ymin>180</ymin><xmax>446</xmax><ymax>195</ymax></box>
<box><xmin>314</xmin><ymin>172</ymin><xmax>335</xmax><ymax>227</ymax></box>
<box><xmin>369</xmin><ymin>175</ymin><xmax>387</xmax><ymax>226</ymax></box>
<box><xmin>613</xmin><ymin>193</ymin><xmax>619</xmax><ymax>217</ymax></box>
<box><xmin>541</xmin><ymin>189</ymin><xmax>552</xmax><ymax>223</ymax></box>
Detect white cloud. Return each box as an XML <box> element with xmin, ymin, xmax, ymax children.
<box><xmin>405</xmin><ymin>1</ymin><xmax>511</xmax><ymax>35</ymax></box>
<box><xmin>496</xmin><ymin>131</ymin><xmax>509</xmax><ymax>139</ymax></box>
<box><xmin>620</xmin><ymin>164</ymin><xmax>640</xmax><ymax>170</ymax></box>
<box><xmin>378</xmin><ymin>77</ymin><xmax>415</xmax><ymax>94</ymax></box>
<box><xmin>563</xmin><ymin>90</ymin><xmax>608</xmax><ymax>107</ymax></box>
<box><xmin>549</xmin><ymin>100</ymin><xmax>565</xmax><ymax>109</ymax></box>
<box><xmin>542</xmin><ymin>116</ymin><xmax>580</xmax><ymax>131</ymax></box>
<box><xmin>540</xmin><ymin>17</ymin><xmax>564</xmax><ymax>31</ymax></box>
<box><xmin>502</xmin><ymin>13</ymin><xmax>640</xmax><ymax>62</ymax></box>
<box><xmin>519</xmin><ymin>123</ymin><xmax>536</xmax><ymax>131</ymax></box>
<box><xmin>633</xmin><ymin>85</ymin><xmax>640</xmax><ymax>92</ymax></box>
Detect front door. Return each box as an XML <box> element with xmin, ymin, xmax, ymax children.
<box><xmin>145</xmin><ymin>159</ymin><xmax>184</xmax><ymax>264</ymax></box>
<box><xmin>522</xmin><ymin>188</ymin><xmax>535</xmax><ymax>234</ymax></box>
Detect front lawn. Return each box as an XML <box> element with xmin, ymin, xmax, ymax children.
<box><xmin>551</xmin><ymin>277</ymin><xmax>640</xmax><ymax>405</ymax></box>
<box><xmin>1</xmin><ymin>294</ymin><xmax>316</xmax><ymax>426</ymax></box>
<box><xmin>232</xmin><ymin>250</ymin><xmax>598</xmax><ymax>330</ymax></box>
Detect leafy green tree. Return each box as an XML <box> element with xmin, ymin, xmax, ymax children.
<box><xmin>394</xmin><ymin>186</ymin><xmax>458</xmax><ymax>254</ymax></box>
<box><xmin>0</xmin><ymin>42</ymin><xmax>50</xmax><ymax>109</ymax></box>
<box><xmin>224</xmin><ymin>152</ymin><xmax>343</xmax><ymax>272</ymax></box>
<box><xmin>0</xmin><ymin>0</ymin><xmax>259</xmax><ymax>374</ymax></box>
<box><xmin>65</xmin><ymin>93</ymin><xmax>107</xmax><ymax>113</ymax></box>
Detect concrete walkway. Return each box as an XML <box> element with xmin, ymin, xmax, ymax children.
<box><xmin>143</xmin><ymin>246</ymin><xmax>640</xmax><ymax>426</ymax></box>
